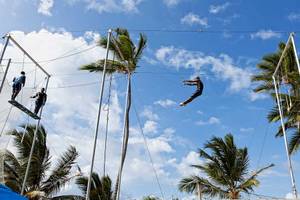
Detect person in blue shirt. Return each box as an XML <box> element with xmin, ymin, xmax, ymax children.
<box><xmin>11</xmin><ymin>71</ymin><xmax>26</xmax><ymax>100</ymax></box>
<box><xmin>180</xmin><ymin>76</ymin><xmax>204</xmax><ymax>106</ymax></box>
<box><xmin>30</xmin><ymin>88</ymin><xmax>47</xmax><ymax>115</ymax></box>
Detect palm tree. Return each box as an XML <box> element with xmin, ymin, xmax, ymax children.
<box><xmin>0</xmin><ymin>124</ymin><xmax>79</xmax><ymax>200</ymax></box>
<box><xmin>75</xmin><ymin>173</ymin><xmax>112</xmax><ymax>200</ymax></box>
<box><xmin>142</xmin><ymin>196</ymin><xmax>160</xmax><ymax>200</ymax></box>
<box><xmin>178</xmin><ymin>134</ymin><xmax>274</xmax><ymax>200</ymax></box>
<box><xmin>252</xmin><ymin>41</ymin><xmax>300</xmax><ymax>153</ymax></box>
<box><xmin>80</xmin><ymin>28</ymin><xmax>147</xmax><ymax>199</ymax></box>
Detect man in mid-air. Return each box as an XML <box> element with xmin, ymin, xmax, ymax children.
<box><xmin>180</xmin><ymin>76</ymin><xmax>204</xmax><ymax>106</ymax></box>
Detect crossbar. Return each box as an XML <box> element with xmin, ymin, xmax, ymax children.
<box><xmin>6</xmin><ymin>34</ymin><xmax>51</xmax><ymax>77</ymax></box>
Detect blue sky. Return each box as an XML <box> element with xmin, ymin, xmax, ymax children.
<box><xmin>1</xmin><ymin>0</ymin><xmax>300</xmax><ymax>199</ymax></box>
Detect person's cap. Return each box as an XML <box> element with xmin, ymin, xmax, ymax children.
<box><xmin>21</xmin><ymin>71</ymin><xmax>25</xmax><ymax>75</ymax></box>
<box><xmin>196</xmin><ymin>76</ymin><xmax>200</xmax><ymax>79</ymax></box>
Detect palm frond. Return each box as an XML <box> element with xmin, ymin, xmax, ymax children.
<box><xmin>134</xmin><ymin>33</ymin><xmax>147</xmax><ymax>64</ymax></box>
<box><xmin>42</xmin><ymin>146</ymin><xmax>78</xmax><ymax>195</ymax></box>
<box><xmin>237</xmin><ymin>164</ymin><xmax>274</xmax><ymax>193</ymax></box>
<box><xmin>80</xmin><ymin>59</ymin><xmax>127</xmax><ymax>73</ymax></box>
<box><xmin>289</xmin><ymin>129</ymin><xmax>300</xmax><ymax>154</ymax></box>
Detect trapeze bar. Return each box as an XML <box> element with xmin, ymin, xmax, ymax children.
<box><xmin>8</xmin><ymin>100</ymin><xmax>40</xmax><ymax>120</ymax></box>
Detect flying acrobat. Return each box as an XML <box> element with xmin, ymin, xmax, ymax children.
<box><xmin>180</xmin><ymin>76</ymin><xmax>204</xmax><ymax>106</ymax></box>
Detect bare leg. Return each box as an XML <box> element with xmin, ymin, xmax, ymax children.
<box><xmin>11</xmin><ymin>88</ymin><xmax>20</xmax><ymax>100</ymax></box>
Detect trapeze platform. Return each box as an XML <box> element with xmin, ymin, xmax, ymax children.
<box><xmin>8</xmin><ymin>100</ymin><xmax>40</xmax><ymax>120</ymax></box>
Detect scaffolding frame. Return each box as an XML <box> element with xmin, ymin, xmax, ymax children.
<box><xmin>272</xmin><ymin>32</ymin><xmax>299</xmax><ymax>199</ymax></box>
<box><xmin>0</xmin><ymin>33</ymin><xmax>51</xmax><ymax>195</ymax></box>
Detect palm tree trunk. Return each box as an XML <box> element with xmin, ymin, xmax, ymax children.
<box><xmin>196</xmin><ymin>183</ymin><xmax>202</xmax><ymax>200</ymax></box>
<box><xmin>113</xmin><ymin>73</ymin><xmax>132</xmax><ymax>200</ymax></box>
<box><xmin>229</xmin><ymin>190</ymin><xmax>239</xmax><ymax>200</ymax></box>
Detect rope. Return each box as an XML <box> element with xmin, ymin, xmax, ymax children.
<box><xmin>132</xmin><ymin>103</ymin><xmax>165</xmax><ymax>200</ymax></box>
<box><xmin>103</xmin><ymin>74</ymin><xmax>113</xmax><ymax>176</ymax></box>
<box><xmin>256</xmin><ymin>123</ymin><xmax>271</xmax><ymax>169</ymax></box>
<box><xmin>19</xmin><ymin>53</ymin><xmax>25</xmax><ymax>104</ymax></box>
<box><xmin>5</xmin><ymin>45</ymin><xmax>97</xmax><ymax>65</ymax></box>
<box><xmin>0</xmin><ymin>106</ymin><xmax>13</xmax><ymax>137</ymax></box>
<box><xmin>46</xmin><ymin>75</ymin><xmax>124</xmax><ymax>89</ymax></box>
<box><xmin>21</xmin><ymin>69</ymin><xmax>38</xmax><ymax>143</ymax></box>
<box><xmin>249</xmin><ymin>192</ymin><xmax>285</xmax><ymax>200</ymax></box>
<box><xmin>8</xmin><ymin>28</ymin><xmax>299</xmax><ymax>34</ymax></box>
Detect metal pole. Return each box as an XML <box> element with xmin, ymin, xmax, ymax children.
<box><xmin>103</xmin><ymin>74</ymin><xmax>113</xmax><ymax>176</ymax></box>
<box><xmin>85</xmin><ymin>29</ymin><xmax>112</xmax><ymax>200</ymax></box>
<box><xmin>290</xmin><ymin>33</ymin><xmax>300</xmax><ymax>77</ymax></box>
<box><xmin>115</xmin><ymin>74</ymin><xmax>131</xmax><ymax>200</ymax></box>
<box><xmin>21</xmin><ymin>76</ymin><xmax>50</xmax><ymax>195</ymax></box>
<box><xmin>273</xmin><ymin>36</ymin><xmax>292</xmax><ymax>77</ymax></box>
<box><xmin>0</xmin><ymin>58</ymin><xmax>11</xmax><ymax>93</ymax></box>
<box><xmin>0</xmin><ymin>35</ymin><xmax>9</xmax><ymax>67</ymax></box>
<box><xmin>272</xmin><ymin>76</ymin><xmax>298</xmax><ymax>198</ymax></box>
<box><xmin>7</xmin><ymin>35</ymin><xmax>50</xmax><ymax>77</ymax></box>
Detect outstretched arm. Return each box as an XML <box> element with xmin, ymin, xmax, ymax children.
<box><xmin>30</xmin><ymin>93</ymin><xmax>37</xmax><ymax>98</ymax></box>
<box><xmin>183</xmin><ymin>80</ymin><xmax>198</xmax><ymax>85</ymax></box>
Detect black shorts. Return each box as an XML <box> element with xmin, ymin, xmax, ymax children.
<box><xmin>13</xmin><ymin>83</ymin><xmax>21</xmax><ymax>91</ymax></box>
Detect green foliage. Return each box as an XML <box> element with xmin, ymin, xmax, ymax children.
<box><xmin>80</xmin><ymin>27</ymin><xmax>147</xmax><ymax>74</ymax></box>
<box><xmin>76</xmin><ymin>173</ymin><xmax>113</xmax><ymax>200</ymax></box>
<box><xmin>0</xmin><ymin>124</ymin><xmax>79</xmax><ymax>199</ymax></box>
<box><xmin>80</xmin><ymin>27</ymin><xmax>147</xmax><ymax>200</ymax></box>
<box><xmin>252</xmin><ymin>41</ymin><xmax>300</xmax><ymax>153</ymax></box>
<box><xmin>178</xmin><ymin>134</ymin><xmax>273</xmax><ymax>200</ymax></box>
<box><xmin>142</xmin><ymin>196</ymin><xmax>160</xmax><ymax>200</ymax></box>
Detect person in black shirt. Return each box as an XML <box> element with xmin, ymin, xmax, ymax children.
<box><xmin>180</xmin><ymin>76</ymin><xmax>204</xmax><ymax>106</ymax></box>
<box><xmin>31</xmin><ymin>88</ymin><xmax>47</xmax><ymax>115</ymax></box>
<box><xmin>11</xmin><ymin>71</ymin><xmax>26</xmax><ymax>100</ymax></box>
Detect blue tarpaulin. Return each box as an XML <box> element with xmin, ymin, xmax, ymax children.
<box><xmin>0</xmin><ymin>184</ymin><xmax>28</xmax><ymax>200</ymax></box>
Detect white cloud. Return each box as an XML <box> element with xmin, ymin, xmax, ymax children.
<box><xmin>196</xmin><ymin>110</ymin><xmax>203</xmax><ymax>115</ymax></box>
<box><xmin>129</xmin><ymin>129</ymin><xmax>174</xmax><ymax>154</ymax></box>
<box><xmin>163</xmin><ymin>127</ymin><xmax>175</xmax><ymax>136</ymax></box>
<box><xmin>250</xmin><ymin>30</ymin><xmax>281</xmax><ymax>40</ymax></box>
<box><xmin>240</xmin><ymin>127</ymin><xmax>254</xmax><ymax>132</ymax></box>
<box><xmin>38</xmin><ymin>0</ymin><xmax>54</xmax><ymax>16</ymax></box>
<box><xmin>209</xmin><ymin>2</ymin><xmax>230</xmax><ymax>14</ymax></box>
<box><xmin>196</xmin><ymin>117</ymin><xmax>220</xmax><ymax>126</ymax></box>
<box><xmin>181</xmin><ymin>13</ymin><xmax>208</xmax><ymax>26</ymax></box>
<box><xmin>141</xmin><ymin>107</ymin><xmax>159</xmax><ymax>120</ymax></box>
<box><xmin>67</xmin><ymin>0</ymin><xmax>143</xmax><ymax>13</ymax></box>
<box><xmin>249</xmin><ymin>91</ymin><xmax>268</xmax><ymax>101</ymax></box>
<box><xmin>288</xmin><ymin>13</ymin><xmax>300</xmax><ymax>21</ymax></box>
<box><xmin>155</xmin><ymin>46</ymin><xmax>252</xmax><ymax>92</ymax></box>
<box><xmin>163</xmin><ymin>0</ymin><xmax>180</xmax><ymax>7</ymax></box>
<box><xmin>143</xmin><ymin>120</ymin><xmax>158</xmax><ymax>134</ymax></box>
<box><xmin>0</xmin><ymin>29</ymin><xmax>178</xmax><ymax>198</ymax></box>
<box><xmin>171</xmin><ymin>151</ymin><xmax>203</xmax><ymax>177</ymax></box>
<box><xmin>285</xmin><ymin>192</ymin><xmax>300</xmax><ymax>199</ymax></box>
<box><xmin>154</xmin><ymin>99</ymin><xmax>176</xmax><ymax>108</ymax></box>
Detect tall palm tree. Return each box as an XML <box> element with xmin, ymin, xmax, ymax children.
<box><xmin>75</xmin><ymin>173</ymin><xmax>113</xmax><ymax>200</ymax></box>
<box><xmin>0</xmin><ymin>124</ymin><xmax>79</xmax><ymax>200</ymax></box>
<box><xmin>178</xmin><ymin>134</ymin><xmax>274</xmax><ymax>200</ymax></box>
<box><xmin>80</xmin><ymin>28</ymin><xmax>147</xmax><ymax>199</ymax></box>
<box><xmin>252</xmin><ymin>41</ymin><xmax>300</xmax><ymax>153</ymax></box>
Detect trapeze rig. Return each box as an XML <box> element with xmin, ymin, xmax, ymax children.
<box><xmin>0</xmin><ymin>32</ymin><xmax>51</xmax><ymax>195</ymax></box>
